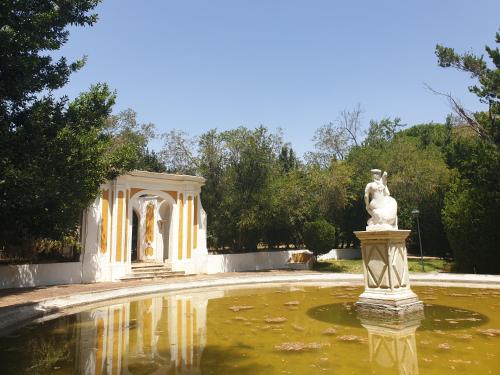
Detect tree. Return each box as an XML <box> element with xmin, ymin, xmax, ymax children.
<box><xmin>364</xmin><ymin>117</ymin><xmax>405</xmax><ymax>146</ymax></box>
<box><xmin>196</xmin><ymin>129</ymin><xmax>228</xmax><ymax>248</ymax></box>
<box><xmin>302</xmin><ymin>220</ymin><xmax>337</xmax><ymax>259</ymax></box>
<box><xmin>306</xmin><ymin>105</ymin><xmax>363</xmax><ymax>166</ymax></box>
<box><xmin>0</xmin><ymin>1</ymin><xmax>99</xmax><ymax>108</ymax></box>
<box><xmin>435</xmin><ymin>29</ymin><xmax>499</xmax><ymax>143</ymax></box>
<box><xmin>0</xmin><ymin>2</ymin><xmax>142</xmax><ymax>257</ymax></box>
<box><xmin>435</xmin><ymin>29</ymin><xmax>500</xmax><ymax>273</ymax></box>
<box><xmin>345</xmin><ymin>134</ymin><xmax>451</xmax><ymax>255</ymax></box>
<box><xmin>278</xmin><ymin>144</ymin><xmax>300</xmax><ymax>173</ymax></box>
<box><xmin>104</xmin><ymin>108</ymin><xmax>161</xmax><ymax>175</ymax></box>
<box><xmin>221</xmin><ymin>126</ymin><xmax>282</xmax><ymax>250</ymax></box>
<box><xmin>160</xmin><ymin>129</ymin><xmax>197</xmax><ymax>174</ymax></box>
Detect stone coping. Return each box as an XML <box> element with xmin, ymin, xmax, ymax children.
<box><xmin>1</xmin><ymin>271</ymin><xmax>500</xmax><ymax>334</ymax></box>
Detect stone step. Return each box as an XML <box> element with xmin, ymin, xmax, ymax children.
<box><xmin>132</xmin><ymin>267</ymin><xmax>172</xmax><ymax>274</ymax></box>
<box><xmin>130</xmin><ymin>270</ymin><xmax>176</xmax><ymax>277</ymax></box>
<box><xmin>120</xmin><ymin>271</ymin><xmax>184</xmax><ymax>281</ymax></box>
<box><xmin>131</xmin><ymin>262</ymin><xmax>167</xmax><ymax>269</ymax></box>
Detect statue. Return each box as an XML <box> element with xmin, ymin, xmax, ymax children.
<box><xmin>364</xmin><ymin>169</ymin><xmax>398</xmax><ymax>231</ymax></box>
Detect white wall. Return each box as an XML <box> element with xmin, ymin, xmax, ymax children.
<box><xmin>206</xmin><ymin>250</ymin><xmax>314</xmax><ymax>274</ymax></box>
<box><xmin>0</xmin><ymin>262</ymin><xmax>82</xmax><ymax>289</ymax></box>
<box><xmin>318</xmin><ymin>248</ymin><xmax>361</xmax><ymax>261</ymax></box>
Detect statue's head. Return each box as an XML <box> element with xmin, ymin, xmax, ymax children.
<box><xmin>371</xmin><ymin>169</ymin><xmax>382</xmax><ymax>181</ymax></box>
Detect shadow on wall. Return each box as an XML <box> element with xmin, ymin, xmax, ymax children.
<box><xmin>0</xmin><ymin>262</ymin><xmax>83</xmax><ymax>289</ymax></box>
<box><xmin>207</xmin><ymin>250</ymin><xmax>314</xmax><ymax>274</ymax></box>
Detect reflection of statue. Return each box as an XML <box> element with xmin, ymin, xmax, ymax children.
<box><xmin>364</xmin><ymin>169</ymin><xmax>398</xmax><ymax>231</ymax></box>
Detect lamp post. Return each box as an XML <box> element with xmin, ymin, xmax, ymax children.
<box><xmin>411</xmin><ymin>209</ymin><xmax>424</xmax><ymax>272</ymax></box>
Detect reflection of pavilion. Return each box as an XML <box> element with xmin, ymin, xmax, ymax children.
<box><xmin>359</xmin><ymin>313</ymin><xmax>423</xmax><ymax>375</ymax></box>
<box><xmin>75</xmin><ymin>290</ymin><xmax>223</xmax><ymax>374</ymax></box>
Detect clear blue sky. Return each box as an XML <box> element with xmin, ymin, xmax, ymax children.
<box><xmin>55</xmin><ymin>0</ymin><xmax>500</xmax><ymax>156</ymax></box>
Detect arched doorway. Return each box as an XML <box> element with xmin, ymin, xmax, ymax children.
<box><xmin>131</xmin><ymin>209</ymin><xmax>139</xmax><ymax>262</ymax></box>
<box><xmin>128</xmin><ymin>190</ymin><xmax>176</xmax><ymax>264</ymax></box>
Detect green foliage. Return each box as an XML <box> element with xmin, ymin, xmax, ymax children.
<box><xmin>436</xmin><ymin>29</ymin><xmax>500</xmax><ymax>273</ymax></box>
<box><xmin>346</xmin><ymin>134</ymin><xmax>451</xmax><ymax>255</ymax></box>
<box><xmin>0</xmin><ymin>83</ymin><xmax>116</xmax><ymax>255</ymax></box>
<box><xmin>441</xmin><ymin>138</ymin><xmax>500</xmax><ymax>273</ymax></box>
<box><xmin>0</xmin><ymin>2</ymin><xmax>153</xmax><ymax>257</ymax></box>
<box><xmin>278</xmin><ymin>145</ymin><xmax>300</xmax><ymax>173</ymax></box>
<box><xmin>137</xmin><ymin>149</ymin><xmax>166</xmax><ymax>173</ymax></box>
<box><xmin>0</xmin><ymin>1</ymin><xmax>100</xmax><ymax>106</ymax></box>
<box><xmin>218</xmin><ymin>126</ymin><xmax>282</xmax><ymax>250</ymax></box>
<box><xmin>193</xmin><ymin>125</ymin><xmax>353</xmax><ymax>252</ymax></box>
<box><xmin>160</xmin><ymin>129</ymin><xmax>197</xmax><ymax>174</ymax></box>
<box><xmin>302</xmin><ymin>220</ymin><xmax>337</xmax><ymax>258</ymax></box>
<box><xmin>364</xmin><ymin>117</ymin><xmax>405</xmax><ymax>146</ymax></box>
<box><xmin>103</xmin><ymin>108</ymin><xmax>158</xmax><ymax>177</ymax></box>
<box><xmin>263</xmin><ymin>169</ymin><xmax>311</xmax><ymax>249</ymax></box>
<box><xmin>436</xmin><ymin>29</ymin><xmax>499</xmax><ymax>143</ymax></box>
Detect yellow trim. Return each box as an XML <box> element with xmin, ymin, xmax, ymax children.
<box><xmin>186</xmin><ymin>299</ymin><xmax>192</xmax><ymax>368</ymax></box>
<box><xmin>100</xmin><ymin>190</ymin><xmax>109</xmax><ymax>254</ymax></box>
<box><xmin>130</xmin><ymin>188</ymin><xmax>177</xmax><ymax>202</ymax></box>
<box><xmin>145</xmin><ymin>202</ymin><xmax>155</xmax><ymax>257</ymax></box>
<box><xmin>116</xmin><ymin>191</ymin><xmax>124</xmax><ymax>262</ymax></box>
<box><xmin>178</xmin><ymin>194</ymin><xmax>184</xmax><ymax>260</ymax></box>
<box><xmin>95</xmin><ymin>317</ymin><xmax>104</xmax><ymax>375</ymax></box>
<box><xmin>112</xmin><ymin>309</ymin><xmax>120</xmax><ymax>375</ymax></box>
<box><xmin>129</xmin><ymin>301</ymin><xmax>138</xmax><ymax>355</ymax></box>
<box><xmin>193</xmin><ymin>306</ymin><xmax>198</xmax><ymax>365</ymax></box>
<box><xmin>121</xmin><ymin>308</ymin><xmax>126</xmax><ymax>365</ymax></box>
<box><xmin>193</xmin><ymin>196</ymin><xmax>198</xmax><ymax>250</ymax></box>
<box><xmin>187</xmin><ymin>196</ymin><xmax>192</xmax><ymax>259</ymax></box>
<box><xmin>130</xmin><ymin>187</ymin><xmax>145</xmax><ymax>197</ymax></box>
<box><xmin>162</xmin><ymin>190</ymin><xmax>178</xmax><ymax>202</ymax></box>
<box><xmin>143</xmin><ymin>299</ymin><xmax>152</xmax><ymax>353</ymax></box>
<box><xmin>177</xmin><ymin>299</ymin><xmax>182</xmax><ymax>368</ymax></box>
<box><xmin>146</xmin><ymin>203</ymin><xmax>155</xmax><ymax>243</ymax></box>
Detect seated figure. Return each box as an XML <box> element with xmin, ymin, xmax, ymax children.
<box><xmin>364</xmin><ymin>169</ymin><xmax>398</xmax><ymax>231</ymax></box>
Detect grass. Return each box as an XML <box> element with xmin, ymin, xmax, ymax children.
<box><xmin>314</xmin><ymin>258</ymin><xmax>453</xmax><ymax>273</ymax></box>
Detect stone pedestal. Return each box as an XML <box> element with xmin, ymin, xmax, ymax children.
<box><xmin>354</xmin><ymin>230</ymin><xmax>423</xmax><ymax>316</ymax></box>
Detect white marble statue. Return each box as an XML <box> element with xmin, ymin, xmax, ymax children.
<box><xmin>364</xmin><ymin>169</ymin><xmax>398</xmax><ymax>231</ymax></box>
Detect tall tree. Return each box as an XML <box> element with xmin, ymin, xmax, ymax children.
<box><xmin>306</xmin><ymin>105</ymin><xmax>363</xmax><ymax>166</ymax></box>
<box><xmin>435</xmin><ymin>29</ymin><xmax>500</xmax><ymax>143</ymax></box>
<box><xmin>104</xmin><ymin>108</ymin><xmax>161</xmax><ymax>175</ymax></box>
<box><xmin>0</xmin><ymin>1</ymin><xmax>138</xmax><ymax>256</ymax></box>
<box><xmin>435</xmin><ymin>29</ymin><xmax>500</xmax><ymax>273</ymax></box>
<box><xmin>160</xmin><ymin>129</ymin><xmax>197</xmax><ymax>174</ymax></box>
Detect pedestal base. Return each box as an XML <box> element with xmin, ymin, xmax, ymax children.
<box><xmin>356</xmin><ymin>298</ymin><xmax>424</xmax><ymax>318</ymax></box>
<box><xmin>354</xmin><ymin>230</ymin><xmax>423</xmax><ymax>318</ymax></box>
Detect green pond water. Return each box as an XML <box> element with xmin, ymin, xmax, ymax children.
<box><xmin>0</xmin><ymin>285</ymin><xmax>499</xmax><ymax>374</ymax></box>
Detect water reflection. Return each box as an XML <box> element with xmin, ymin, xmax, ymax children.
<box><xmin>359</xmin><ymin>314</ymin><xmax>423</xmax><ymax>375</ymax></box>
<box><xmin>76</xmin><ymin>290</ymin><xmax>222</xmax><ymax>374</ymax></box>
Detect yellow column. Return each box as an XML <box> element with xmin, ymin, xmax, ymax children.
<box><xmin>186</xmin><ymin>299</ymin><xmax>192</xmax><ymax>368</ymax></box>
<box><xmin>145</xmin><ymin>203</ymin><xmax>155</xmax><ymax>257</ymax></box>
<box><xmin>193</xmin><ymin>196</ymin><xmax>198</xmax><ymax>250</ymax></box>
<box><xmin>178</xmin><ymin>194</ymin><xmax>184</xmax><ymax>260</ymax></box>
<box><xmin>177</xmin><ymin>299</ymin><xmax>183</xmax><ymax>368</ymax></box>
<box><xmin>95</xmin><ymin>318</ymin><xmax>104</xmax><ymax>374</ymax></box>
<box><xmin>187</xmin><ymin>196</ymin><xmax>193</xmax><ymax>259</ymax></box>
<box><xmin>116</xmin><ymin>191</ymin><xmax>124</xmax><ymax>262</ymax></box>
<box><xmin>124</xmin><ymin>190</ymin><xmax>129</xmax><ymax>262</ymax></box>
<box><xmin>112</xmin><ymin>308</ymin><xmax>120</xmax><ymax>375</ymax></box>
<box><xmin>100</xmin><ymin>190</ymin><xmax>109</xmax><ymax>254</ymax></box>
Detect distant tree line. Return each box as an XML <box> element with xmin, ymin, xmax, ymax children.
<box><xmin>0</xmin><ymin>2</ymin><xmax>498</xmax><ymax>273</ymax></box>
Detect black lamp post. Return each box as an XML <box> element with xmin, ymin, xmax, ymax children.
<box><xmin>412</xmin><ymin>209</ymin><xmax>424</xmax><ymax>272</ymax></box>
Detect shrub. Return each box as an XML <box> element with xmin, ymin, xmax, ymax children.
<box><xmin>302</xmin><ymin>220</ymin><xmax>337</xmax><ymax>258</ymax></box>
